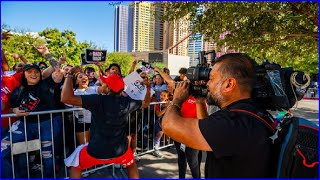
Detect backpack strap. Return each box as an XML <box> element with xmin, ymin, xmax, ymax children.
<box><xmin>230</xmin><ymin>109</ymin><xmax>276</xmax><ymax>134</ymax></box>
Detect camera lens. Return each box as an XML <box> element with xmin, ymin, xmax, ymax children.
<box><xmin>198</xmin><ymin>67</ymin><xmax>211</xmax><ymax>81</ymax></box>
<box><xmin>186</xmin><ymin>67</ymin><xmax>211</xmax><ymax>81</ymax></box>
<box><xmin>189</xmin><ymin>84</ymin><xmax>208</xmax><ymax>98</ymax></box>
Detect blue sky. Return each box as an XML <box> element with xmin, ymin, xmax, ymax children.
<box><xmin>1</xmin><ymin>1</ymin><xmax>129</xmax><ymax>52</ymax></box>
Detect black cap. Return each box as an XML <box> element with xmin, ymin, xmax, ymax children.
<box><xmin>22</xmin><ymin>64</ymin><xmax>41</xmax><ymax>72</ymax></box>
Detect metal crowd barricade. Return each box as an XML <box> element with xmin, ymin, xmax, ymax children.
<box><xmin>1</xmin><ymin>102</ymin><xmax>174</xmax><ymax>179</ymax></box>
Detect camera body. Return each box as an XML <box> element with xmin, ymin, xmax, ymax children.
<box><xmin>252</xmin><ymin>60</ymin><xmax>309</xmax><ymax>111</ymax></box>
<box><xmin>186</xmin><ymin>50</ymin><xmax>215</xmax><ymax>98</ymax></box>
<box><xmin>186</xmin><ymin>51</ymin><xmax>309</xmax><ymax>110</ymax></box>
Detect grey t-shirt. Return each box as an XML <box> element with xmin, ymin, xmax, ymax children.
<box><xmin>81</xmin><ymin>94</ymin><xmax>142</xmax><ymax>159</ymax></box>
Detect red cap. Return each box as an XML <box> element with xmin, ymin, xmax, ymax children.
<box><xmin>100</xmin><ymin>74</ymin><xmax>124</xmax><ymax>93</ymax></box>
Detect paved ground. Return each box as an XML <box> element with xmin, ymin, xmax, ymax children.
<box><xmin>269</xmin><ymin>99</ymin><xmax>319</xmax><ymax>125</ymax></box>
<box><xmin>85</xmin><ymin>99</ymin><xmax>318</xmax><ymax>178</ymax></box>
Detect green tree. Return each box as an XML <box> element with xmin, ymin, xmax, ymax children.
<box><xmin>2</xmin><ymin>33</ymin><xmax>44</xmax><ymax>68</ymax></box>
<box><xmin>156</xmin><ymin>2</ymin><xmax>318</xmax><ymax>74</ymax></box>
<box><xmin>2</xmin><ymin>28</ymin><xmax>93</xmax><ymax>69</ymax></box>
<box><xmin>104</xmin><ymin>52</ymin><xmax>134</xmax><ymax>76</ymax></box>
<box><xmin>38</xmin><ymin>28</ymin><xmax>92</xmax><ymax>66</ymax></box>
<box><xmin>151</xmin><ymin>62</ymin><xmax>167</xmax><ymax>71</ymax></box>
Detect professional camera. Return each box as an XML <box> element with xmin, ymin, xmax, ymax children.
<box><xmin>252</xmin><ymin>60</ymin><xmax>310</xmax><ymax>111</ymax></box>
<box><xmin>186</xmin><ymin>50</ymin><xmax>216</xmax><ymax>97</ymax></box>
<box><xmin>186</xmin><ymin>50</ymin><xmax>310</xmax><ymax>110</ymax></box>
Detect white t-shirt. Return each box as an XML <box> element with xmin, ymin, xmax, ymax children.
<box><xmin>68</xmin><ymin>86</ymin><xmax>99</xmax><ymax>123</ymax></box>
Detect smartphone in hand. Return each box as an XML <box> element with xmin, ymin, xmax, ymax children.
<box><xmin>19</xmin><ymin>106</ymin><xmax>30</xmax><ymax>112</ymax></box>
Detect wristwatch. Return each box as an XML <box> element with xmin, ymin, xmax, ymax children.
<box><xmin>169</xmin><ymin>101</ymin><xmax>181</xmax><ymax>109</ymax></box>
<box><xmin>65</xmin><ymin>73</ymin><xmax>73</xmax><ymax>78</ymax></box>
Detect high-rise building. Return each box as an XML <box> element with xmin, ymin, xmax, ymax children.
<box><xmin>163</xmin><ymin>15</ymin><xmax>190</xmax><ymax>57</ymax></box>
<box><xmin>204</xmin><ymin>41</ymin><xmax>216</xmax><ymax>65</ymax></box>
<box><xmin>171</xmin><ymin>16</ymin><xmax>190</xmax><ymax>56</ymax></box>
<box><xmin>154</xmin><ymin>6</ymin><xmax>164</xmax><ymax>50</ymax></box>
<box><xmin>188</xmin><ymin>6</ymin><xmax>205</xmax><ymax>66</ymax></box>
<box><xmin>114</xmin><ymin>5</ymin><xmax>133</xmax><ymax>52</ymax></box>
<box><xmin>163</xmin><ymin>16</ymin><xmax>190</xmax><ymax>56</ymax></box>
<box><xmin>132</xmin><ymin>2</ymin><xmax>155</xmax><ymax>52</ymax></box>
<box><xmin>188</xmin><ymin>32</ymin><xmax>203</xmax><ymax>66</ymax></box>
<box><xmin>163</xmin><ymin>21</ymin><xmax>174</xmax><ymax>50</ymax></box>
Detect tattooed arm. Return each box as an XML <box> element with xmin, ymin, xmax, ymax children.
<box><xmin>35</xmin><ymin>45</ymin><xmax>60</xmax><ymax>69</ymax></box>
<box><xmin>35</xmin><ymin>45</ymin><xmax>60</xmax><ymax>79</ymax></box>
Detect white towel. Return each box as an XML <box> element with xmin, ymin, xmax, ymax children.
<box><xmin>64</xmin><ymin>143</ymin><xmax>88</xmax><ymax>167</ymax></box>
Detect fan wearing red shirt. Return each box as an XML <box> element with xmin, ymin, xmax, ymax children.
<box><xmin>154</xmin><ymin>67</ymin><xmax>204</xmax><ymax>178</ymax></box>
<box><xmin>1</xmin><ymin>71</ymin><xmax>22</xmax><ymax>127</ymax></box>
<box><xmin>1</xmin><ymin>50</ymin><xmax>23</xmax><ymax>131</ymax></box>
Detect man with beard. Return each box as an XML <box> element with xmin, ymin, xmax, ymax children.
<box><xmin>162</xmin><ymin>53</ymin><xmax>274</xmax><ymax>178</ymax></box>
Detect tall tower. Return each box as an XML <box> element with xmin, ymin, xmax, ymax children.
<box><xmin>188</xmin><ymin>6</ymin><xmax>205</xmax><ymax>66</ymax></box>
<box><xmin>204</xmin><ymin>41</ymin><xmax>216</xmax><ymax>65</ymax></box>
<box><xmin>114</xmin><ymin>5</ymin><xmax>133</xmax><ymax>52</ymax></box>
<box><xmin>163</xmin><ymin>21</ymin><xmax>174</xmax><ymax>50</ymax></box>
<box><xmin>132</xmin><ymin>2</ymin><xmax>155</xmax><ymax>52</ymax></box>
<box><xmin>172</xmin><ymin>16</ymin><xmax>190</xmax><ymax>56</ymax></box>
<box><xmin>154</xmin><ymin>6</ymin><xmax>164</xmax><ymax>50</ymax></box>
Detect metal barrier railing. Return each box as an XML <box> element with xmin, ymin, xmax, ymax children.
<box><xmin>1</xmin><ymin>102</ymin><xmax>173</xmax><ymax>178</ymax></box>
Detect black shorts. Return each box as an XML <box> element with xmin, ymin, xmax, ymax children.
<box><xmin>75</xmin><ymin>118</ymin><xmax>91</xmax><ymax>133</ymax></box>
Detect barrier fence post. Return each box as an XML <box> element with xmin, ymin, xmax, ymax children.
<box><xmin>1</xmin><ymin>105</ymin><xmax>174</xmax><ymax>179</ymax></box>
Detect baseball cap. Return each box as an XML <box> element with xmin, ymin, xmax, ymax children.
<box><xmin>22</xmin><ymin>64</ymin><xmax>41</xmax><ymax>72</ymax></box>
<box><xmin>100</xmin><ymin>74</ymin><xmax>124</xmax><ymax>93</ymax></box>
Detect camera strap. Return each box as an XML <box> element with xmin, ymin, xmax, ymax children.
<box><xmin>230</xmin><ymin>109</ymin><xmax>276</xmax><ymax>134</ymax></box>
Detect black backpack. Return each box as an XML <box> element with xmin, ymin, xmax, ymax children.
<box><xmin>231</xmin><ymin>109</ymin><xmax>319</xmax><ymax>178</ymax></box>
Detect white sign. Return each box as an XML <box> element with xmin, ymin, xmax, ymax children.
<box><xmin>124</xmin><ymin>72</ymin><xmax>154</xmax><ymax>100</ymax></box>
<box><xmin>140</xmin><ymin>65</ymin><xmax>154</xmax><ymax>75</ymax></box>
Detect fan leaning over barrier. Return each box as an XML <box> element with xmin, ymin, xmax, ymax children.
<box><xmin>61</xmin><ymin>66</ymin><xmax>151</xmax><ymax>178</ymax></box>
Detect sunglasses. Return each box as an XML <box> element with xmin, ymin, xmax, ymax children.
<box><xmin>39</xmin><ymin>66</ymin><xmax>47</xmax><ymax>69</ymax></box>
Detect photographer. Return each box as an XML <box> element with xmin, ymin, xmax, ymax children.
<box><xmin>162</xmin><ymin>53</ymin><xmax>274</xmax><ymax>178</ymax></box>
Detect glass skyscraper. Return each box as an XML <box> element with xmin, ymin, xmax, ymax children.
<box><xmin>114</xmin><ymin>5</ymin><xmax>133</xmax><ymax>52</ymax></box>
<box><xmin>188</xmin><ymin>6</ymin><xmax>205</xmax><ymax>66</ymax></box>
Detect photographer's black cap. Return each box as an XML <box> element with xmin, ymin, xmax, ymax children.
<box><xmin>22</xmin><ymin>64</ymin><xmax>41</xmax><ymax>72</ymax></box>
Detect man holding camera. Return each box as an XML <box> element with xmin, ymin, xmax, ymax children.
<box><xmin>162</xmin><ymin>53</ymin><xmax>274</xmax><ymax>178</ymax></box>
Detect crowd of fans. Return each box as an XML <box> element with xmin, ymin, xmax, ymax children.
<box><xmin>1</xmin><ymin>44</ymin><xmax>203</xmax><ymax>178</ymax></box>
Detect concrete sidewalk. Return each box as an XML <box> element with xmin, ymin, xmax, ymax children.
<box><xmin>86</xmin><ymin>99</ymin><xmax>318</xmax><ymax>178</ymax></box>
<box><xmin>269</xmin><ymin>99</ymin><xmax>319</xmax><ymax>124</ymax></box>
<box><xmin>136</xmin><ymin>148</ymin><xmax>206</xmax><ymax>178</ymax></box>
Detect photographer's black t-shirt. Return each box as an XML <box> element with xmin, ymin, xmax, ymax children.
<box><xmin>199</xmin><ymin>99</ymin><xmax>274</xmax><ymax>178</ymax></box>
<box><xmin>81</xmin><ymin>94</ymin><xmax>142</xmax><ymax>159</ymax></box>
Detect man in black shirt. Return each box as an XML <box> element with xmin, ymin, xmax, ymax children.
<box><xmin>162</xmin><ymin>53</ymin><xmax>274</xmax><ymax>177</ymax></box>
<box><xmin>61</xmin><ymin>68</ymin><xmax>151</xmax><ymax>178</ymax></box>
